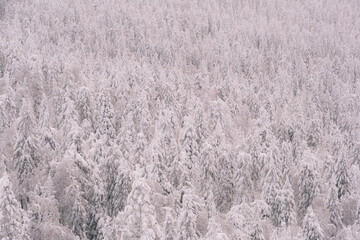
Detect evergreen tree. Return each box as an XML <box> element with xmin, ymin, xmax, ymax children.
<box><xmin>199</xmin><ymin>142</ymin><xmax>216</xmax><ymax>195</ymax></box>
<box><xmin>0</xmin><ymin>83</ymin><xmax>17</xmax><ymax>131</ymax></box>
<box><xmin>208</xmin><ymin>99</ymin><xmax>224</xmax><ymax>132</ymax></box>
<box><xmin>215</xmin><ymin>144</ymin><xmax>234</xmax><ymax>213</ymax></box>
<box><xmin>326</xmin><ymin>184</ymin><xmax>343</xmax><ymax>229</ymax></box>
<box><xmin>121</xmin><ymin>179</ymin><xmax>162</xmax><ymax>239</ymax></box>
<box><xmin>105</xmin><ymin>153</ymin><xmax>132</xmax><ymax>217</ymax></box>
<box><xmin>262</xmin><ymin>158</ymin><xmax>281</xmax><ymax>219</ymax></box>
<box><xmin>301</xmin><ymin>207</ymin><xmax>324</xmax><ymax>240</ymax></box>
<box><xmin>176</xmin><ymin>187</ymin><xmax>200</xmax><ymax>240</ymax></box>
<box><xmin>298</xmin><ymin>153</ymin><xmax>317</xmax><ymax>216</ymax></box>
<box><xmin>76</xmin><ymin>85</ymin><xmax>93</xmax><ymax>125</ymax></box>
<box><xmin>134</xmin><ymin>88</ymin><xmax>153</xmax><ymax>141</ymax></box>
<box><xmin>61</xmin><ymin>178</ymin><xmax>87</xmax><ymax>239</ymax></box>
<box><xmin>162</xmin><ymin>207</ymin><xmax>175</xmax><ymax>240</ymax></box>
<box><xmin>29</xmin><ymin>177</ymin><xmax>71</xmax><ymax>240</ymax></box>
<box><xmin>249</xmin><ymin>223</ymin><xmax>265</xmax><ymax>240</ymax></box>
<box><xmin>13</xmin><ymin>99</ymin><xmax>40</xmax><ymax>187</ymax></box>
<box><xmin>37</xmin><ymin>94</ymin><xmax>56</xmax><ymax>151</ymax></box>
<box><xmin>133</xmin><ymin>131</ymin><xmax>147</xmax><ymax>165</ymax></box>
<box><xmin>234</xmin><ymin>151</ymin><xmax>253</xmax><ymax>204</ymax></box>
<box><xmin>335</xmin><ymin>149</ymin><xmax>351</xmax><ymax>200</ymax></box>
<box><xmin>87</xmin><ymin>165</ymin><xmax>106</xmax><ymax>240</ymax></box>
<box><xmin>95</xmin><ymin>86</ymin><xmax>115</xmax><ymax>140</ymax></box>
<box><xmin>275</xmin><ymin>178</ymin><xmax>297</xmax><ymax>227</ymax></box>
<box><xmin>117</xmin><ymin>110</ymin><xmax>137</xmax><ymax>160</ymax></box>
<box><xmin>0</xmin><ymin>173</ymin><xmax>30</xmax><ymax>240</ymax></box>
<box><xmin>179</xmin><ymin>114</ymin><xmax>197</xmax><ymax>171</ymax></box>
<box><xmin>193</xmin><ymin>97</ymin><xmax>206</xmax><ymax>151</ymax></box>
<box><xmin>205</xmin><ymin>217</ymin><xmax>228</xmax><ymax>240</ymax></box>
<box><xmin>306</xmin><ymin>120</ymin><xmax>321</xmax><ymax>148</ymax></box>
<box><xmin>351</xmin><ymin>142</ymin><xmax>360</xmax><ymax>169</ymax></box>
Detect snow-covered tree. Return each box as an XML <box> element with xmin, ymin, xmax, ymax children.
<box><xmin>95</xmin><ymin>85</ymin><xmax>115</xmax><ymax>140</ymax></box>
<box><xmin>306</xmin><ymin>119</ymin><xmax>321</xmax><ymax>148</ymax></box>
<box><xmin>61</xmin><ymin>178</ymin><xmax>87</xmax><ymax>239</ymax></box>
<box><xmin>298</xmin><ymin>153</ymin><xmax>317</xmax><ymax>216</ymax></box>
<box><xmin>13</xmin><ymin>99</ymin><xmax>40</xmax><ymax>187</ymax></box>
<box><xmin>76</xmin><ymin>84</ymin><xmax>93</xmax><ymax>132</ymax></box>
<box><xmin>334</xmin><ymin>149</ymin><xmax>351</xmax><ymax>200</ymax></box>
<box><xmin>0</xmin><ymin>173</ymin><xmax>30</xmax><ymax>240</ymax></box>
<box><xmin>179</xmin><ymin>114</ymin><xmax>197</xmax><ymax>172</ymax></box>
<box><xmin>104</xmin><ymin>149</ymin><xmax>132</xmax><ymax>217</ymax></box>
<box><xmin>262</xmin><ymin>158</ymin><xmax>281</xmax><ymax>216</ymax></box>
<box><xmin>301</xmin><ymin>207</ymin><xmax>324</xmax><ymax>240</ymax></box>
<box><xmin>205</xmin><ymin>217</ymin><xmax>228</xmax><ymax>240</ymax></box>
<box><xmin>234</xmin><ymin>151</ymin><xmax>253</xmax><ymax>204</ymax></box>
<box><xmin>162</xmin><ymin>207</ymin><xmax>175</xmax><ymax>240</ymax></box>
<box><xmin>120</xmin><ymin>179</ymin><xmax>162</xmax><ymax>239</ymax></box>
<box><xmin>326</xmin><ymin>184</ymin><xmax>343</xmax><ymax>229</ymax></box>
<box><xmin>87</xmin><ymin>165</ymin><xmax>106</xmax><ymax>240</ymax></box>
<box><xmin>249</xmin><ymin>223</ymin><xmax>265</xmax><ymax>240</ymax></box>
<box><xmin>176</xmin><ymin>187</ymin><xmax>200</xmax><ymax>240</ymax></box>
<box><xmin>0</xmin><ymin>83</ymin><xmax>17</xmax><ymax>131</ymax></box>
<box><xmin>274</xmin><ymin>178</ymin><xmax>297</xmax><ymax>227</ymax></box>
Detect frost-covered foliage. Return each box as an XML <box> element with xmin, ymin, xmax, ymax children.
<box><xmin>0</xmin><ymin>0</ymin><xmax>359</xmax><ymax>239</ymax></box>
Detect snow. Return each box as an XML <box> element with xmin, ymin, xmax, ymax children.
<box><xmin>0</xmin><ymin>0</ymin><xmax>360</xmax><ymax>239</ymax></box>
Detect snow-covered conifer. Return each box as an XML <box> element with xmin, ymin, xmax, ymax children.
<box><xmin>301</xmin><ymin>207</ymin><xmax>324</xmax><ymax>240</ymax></box>
<box><xmin>0</xmin><ymin>173</ymin><xmax>30</xmax><ymax>240</ymax></box>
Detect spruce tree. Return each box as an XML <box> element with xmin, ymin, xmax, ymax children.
<box><xmin>326</xmin><ymin>184</ymin><xmax>343</xmax><ymax>229</ymax></box>
<box><xmin>298</xmin><ymin>153</ymin><xmax>317</xmax><ymax>216</ymax></box>
<box><xmin>13</xmin><ymin>99</ymin><xmax>40</xmax><ymax>187</ymax></box>
<box><xmin>0</xmin><ymin>173</ymin><xmax>31</xmax><ymax>240</ymax></box>
<box><xmin>301</xmin><ymin>207</ymin><xmax>324</xmax><ymax>240</ymax></box>
<box><xmin>335</xmin><ymin>149</ymin><xmax>351</xmax><ymax>200</ymax></box>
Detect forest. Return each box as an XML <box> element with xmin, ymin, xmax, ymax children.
<box><xmin>0</xmin><ymin>0</ymin><xmax>359</xmax><ymax>239</ymax></box>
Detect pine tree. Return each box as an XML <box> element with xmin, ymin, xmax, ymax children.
<box><xmin>29</xmin><ymin>177</ymin><xmax>70</xmax><ymax>240</ymax></box>
<box><xmin>87</xmin><ymin>165</ymin><xmax>106</xmax><ymax>240</ymax></box>
<box><xmin>205</xmin><ymin>217</ymin><xmax>228</xmax><ymax>240</ymax></box>
<box><xmin>121</xmin><ymin>179</ymin><xmax>162</xmax><ymax>239</ymax></box>
<box><xmin>199</xmin><ymin>142</ymin><xmax>216</xmax><ymax>195</ymax></box>
<box><xmin>326</xmin><ymin>184</ymin><xmax>343</xmax><ymax>229</ymax></box>
<box><xmin>95</xmin><ymin>86</ymin><xmax>115</xmax><ymax>140</ymax></box>
<box><xmin>133</xmin><ymin>131</ymin><xmax>147</xmax><ymax>165</ymax></box>
<box><xmin>275</xmin><ymin>178</ymin><xmax>297</xmax><ymax>227</ymax></box>
<box><xmin>351</xmin><ymin>142</ymin><xmax>360</xmax><ymax>169</ymax></box>
<box><xmin>176</xmin><ymin>187</ymin><xmax>200</xmax><ymax>240</ymax></box>
<box><xmin>334</xmin><ymin>149</ymin><xmax>351</xmax><ymax>200</ymax></box>
<box><xmin>0</xmin><ymin>173</ymin><xmax>30</xmax><ymax>240</ymax></box>
<box><xmin>234</xmin><ymin>151</ymin><xmax>253</xmax><ymax>204</ymax></box>
<box><xmin>105</xmin><ymin>157</ymin><xmax>132</xmax><ymax>217</ymax></box>
<box><xmin>301</xmin><ymin>207</ymin><xmax>324</xmax><ymax>240</ymax></box>
<box><xmin>306</xmin><ymin>120</ymin><xmax>321</xmax><ymax>148</ymax></box>
<box><xmin>208</xmin><ymin>99</ymin><xmax>224</xmax><ymax>132</ymax></box>
<box><xmin>179</xmin><ymin>114</ymin><xmax>197</xmax><ymax>171</ymax></box>
<box><xmin>0</xmin><ymin>83</ymin><xmax>17</xmax><ymax>131</ymax></box>
<box><xmin>155</xmin><ymin>108</ymin><xmax>178</xmax><ymax>169</ymax></box>
<box><xmin>249</xmin><ymin>223</ymin><xmax>265</xmax><ymax>240</ymax></box>
<box><xmin>38</xmin><ymin>94</ymin><xmax>56</xmax><ymax>151</ymax></box>
<box><xmin>76</xmin><ymin>85</ymin><xmax>93</xmax><ymax>125</ymax></box>
<box><xmin>61</xmin><ymin>179</ymin><xmax>87</xmax><ymax>239</ymax></box>
<box><xmin>262</xmin><ymin>159</ymin><xmax>281</xmax><ymax>218</ymax></box>
<box><xmin>13</xmin><ymin>99</ymin><xmax>40</xmax><ymax>187</ymax></box>
<box><xmin>162</xmin><ymin>207</ymin><xmax>175</xmax><ymax>240</ymax></box>
<box><xmin>117</xmin><ymin>110</ymin><xmax>136</xmax><ymax>160</ymax></box>
<box><xmin>193</xmin><ymin>97</ymin><xmax>206</xmax><ymax>151</ymax></box>
<box><xmin>134</xmin><ymin>88</ymin><xmax>153</xmax><ymax>141</ymax></box>
<box><xmin>215</xmin><ymin>144</ymin><xmax>234</xmax><ymax>213</ymax></box>
<box><xmin>298</xmin><ymin>154</ymin><xmax>317</xmax><ymax>216</ymax></box>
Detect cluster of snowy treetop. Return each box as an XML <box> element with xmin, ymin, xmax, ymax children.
<box><xmin>0</xmin><ymin>0</ymin><xmax>360</xmax><ymax>239</ymax></box>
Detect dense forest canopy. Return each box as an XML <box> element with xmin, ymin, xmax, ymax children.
<box><xmin>0</xmin><ymin>0</ymin><xmax>359</xmax><ymax>239</ymax></box>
